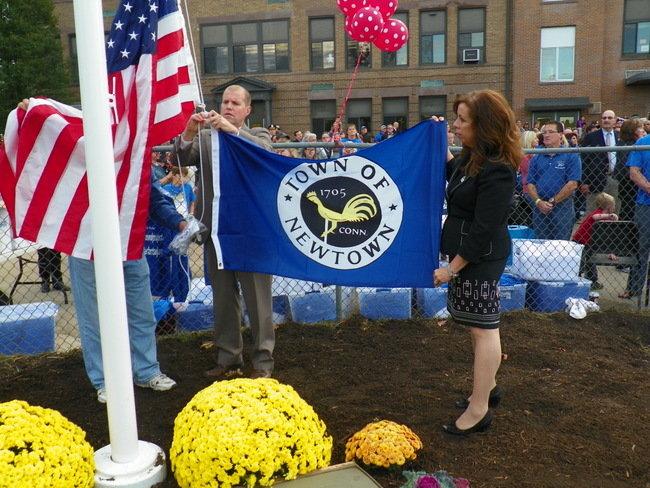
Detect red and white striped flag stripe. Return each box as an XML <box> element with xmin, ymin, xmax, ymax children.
<box><xmin>0</xmin><ymin>0</ymin><xmax>197</xmax><ymax>260</ymax></box>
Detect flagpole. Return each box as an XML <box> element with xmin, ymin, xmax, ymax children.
<box><xmin>72</xmin><ymin>1</ymin><xmax>165</xmax><ymax>486</ymax></box>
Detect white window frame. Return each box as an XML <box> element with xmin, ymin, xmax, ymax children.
<box><xmin>539</xmin><ymin>26</ymin><xmax>575</xmax><ymax>82</ymax></box>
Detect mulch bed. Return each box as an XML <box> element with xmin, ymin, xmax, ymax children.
<box><xmin>1</xmin><ymin>310</ymin><xmax>648</xmax><ymax>488</ymax></box>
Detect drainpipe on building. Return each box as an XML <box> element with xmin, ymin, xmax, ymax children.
<box><xmin>505</xmin><ymin>0</ymin><xmax>514</xmax><ymax>104</ymax></box>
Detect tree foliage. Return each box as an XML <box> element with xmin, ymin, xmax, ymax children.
<box><xmin>0</xmin><ymin>0</ymin><xmax>72</xmax><ymax>123</ymax></box>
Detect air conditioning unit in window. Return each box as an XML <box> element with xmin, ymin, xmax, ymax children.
<box><xmin>462</xmin><ymin>48</ymin><xmax>480</xmax><ymax>63</ymax></box>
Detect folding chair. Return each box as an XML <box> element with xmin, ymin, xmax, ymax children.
<box><xmin>588</xmin><ymin>220</ymin><xmax>647</xmax><ymax>308</ymax></box>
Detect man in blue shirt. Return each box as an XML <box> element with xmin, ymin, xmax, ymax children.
<box><xmin>339</xmin><ymin>123</ymin><xmax>363</xmax><ymax>156</ymax></box>
<box><xmin>527</xmin><ymin>121</ymin><xmax>582</xmax><ymax>240</ymax></box>
<box><xmin>373</xmin><ymin>124</ymin><xmax>387</xmax><ymax>142</ymax></box>
<box><xmin>622</xmin><ymin>133</ymin><xmax>650</xmax><ymax>298</ymax></box>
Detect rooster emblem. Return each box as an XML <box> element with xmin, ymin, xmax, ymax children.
<box><xmin>305</xmin><ymin>191</ymin><xmax>378</xmax><ymax>239</ymax></box>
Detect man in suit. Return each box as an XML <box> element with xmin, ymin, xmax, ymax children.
<box><xmin>580</xmin><ymin>110</ymin><xmax>619</xmax><ymax>212</ymax></box>
<box><xmin>175</xmin><ymin>85</ymin><xmax>275</xmax><ymax>380</ymax></box>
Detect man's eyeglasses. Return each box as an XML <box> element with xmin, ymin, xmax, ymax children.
<box><xmin>541</xmin><ymin>130</ymin><xmax>559</xmax><ymax>135</ymax></box>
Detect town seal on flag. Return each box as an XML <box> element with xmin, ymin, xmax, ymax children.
<box><xmin>277</xmin><ymin>155</ymin><xmax>403</xmax><ymax>269</ymax></box>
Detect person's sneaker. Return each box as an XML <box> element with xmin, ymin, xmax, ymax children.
<box><xmin>590</xmin><ymin>281</ymin><xmax>604</xmax><ymax>290</ymax></box>
<box><xmin>204</xmin><ymin>364</ymin><xmax>244</xmax><ymax>380</ymax></box>
<box><xmin>97</xmin><ymin>388</ymin><xmax>107</xmax><ymax>403</ymax></box>
<box><xmin>40</xmin><ymin>282</ymin><xmax>50</xmax><ymax>293</ymax></box>
<box><xmin>136</xmin><ymin>373</ymin><xmax>177</xmax><ymax>391</ymax></box>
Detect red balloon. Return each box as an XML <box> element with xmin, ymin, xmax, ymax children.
<box><xmin>336</xmin><ymin>0</ymin><xmax>367</xmax><ymax>17</ymax></box>
<box><xmin>366</xmin><ymin>0</ymin><xmax>398</xmax><ymax>21</ymax></box>
<box><xmin>372</xmin><ymin>18</ymin><xmax>409</xmax><ymax>52</ymax></box>
<box><xmin>346</xmin><ymin>6</ymin><xmax>384</xmax><ymax>42</ymax></box>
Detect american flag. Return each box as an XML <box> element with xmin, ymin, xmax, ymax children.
<box><xmin>0</xmin><ymin>0</ymin><xmax>198</xmax><ymax>260</ymax></box>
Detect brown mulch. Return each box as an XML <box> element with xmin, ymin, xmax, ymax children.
<box><xmin>1</xmin><ymin>310</ymin><xmax>649</xmax><ymax>488</ymax></box>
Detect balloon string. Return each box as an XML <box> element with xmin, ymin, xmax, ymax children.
<box><xmin>331</xmin><ymin>48</ymin><xmax>365</xmax><ymax>136</ymax></box>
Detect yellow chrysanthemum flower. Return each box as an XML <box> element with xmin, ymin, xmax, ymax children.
<box><xmin>170</xmin><ymin>378</ymin><xmax>332</xmax><ymax>487</ymax></box>
<box><xmin>345</xmin><ymin>420</ymin><xmax>422</xmax><ymax>468</ymax></box>
<box><xmin>0</xmin><ymin>400</ymin><xmax>95</xmax><ymax>487</ymax></box>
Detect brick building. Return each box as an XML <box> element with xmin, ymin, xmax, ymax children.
<box><xmin>511</xmin><ymin>0</ymin><xmax>650</xmax><ymax>128</ymax></box>
<box><xmin>52</xmin><ymin>0</ymin><xmax>649</xmax><ymax>133</ymax></box>
<box><xmin>53</xmin><ymin>0</ymin><xmax>510</xmax><ymax>135</ymax></box>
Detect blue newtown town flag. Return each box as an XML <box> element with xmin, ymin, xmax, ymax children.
<box><xmin>210</xmin><ymin>121</ymin><xmax>447</xmax><ymax>287</ymax></box>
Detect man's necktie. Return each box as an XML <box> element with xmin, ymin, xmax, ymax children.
<box><xmin>606</xmin><ymin>131</ymin><xmax>616</xmax><ymax>174</ymax></box>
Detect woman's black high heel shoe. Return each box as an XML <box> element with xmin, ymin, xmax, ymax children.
<box><xmin>442</xmin><ymin>410</ymin><xmax>493</xmax><ymax>436</ymax></box>
<box><xmin>455</xmin><ymin>385</ymin><xmax>502</xmax><ymax>409</ymax></box>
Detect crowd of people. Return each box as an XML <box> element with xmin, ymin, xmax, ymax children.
<box><xmin>267</xmin><ymin>120</ymin><xmax>403</xmax><ymax>159</ymax></box>
<box><xmin>509</xmin><ymin>110</ymin><xmax>650</xmax><ymax>296</ymax></box>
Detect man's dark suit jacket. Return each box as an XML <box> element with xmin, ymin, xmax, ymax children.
<box><xmin>441</xmin><ymin>155</ymin><xmax>516</xmax><ymax>264</ymax></box>
<box><xmin>580</xmin><ymin>129</ymin><xmax>619</xmax><ymax>194</ymax></box>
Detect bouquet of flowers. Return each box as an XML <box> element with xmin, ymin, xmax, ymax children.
<box><xmin>170</xmin><ymin>378</ymin><xmax>333</xmax><ymax>488</ymax></box>
<box><xmin>0</xmin><ymin>400</ymin><xmax>95</xmax><ymax>487</ymax></box>
<box><xmin>402</xmin><ymin>470</ymin><xmax>471</xmax><ymax>488</ymax></box>
<box><xmin>345</xmin><ymin>420</ymin><xmax>422</xmax><ymax>468</ymax></box>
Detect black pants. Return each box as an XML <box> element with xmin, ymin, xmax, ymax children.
<box><xmin>578</xmin><ymin>246</ymin><xmax>598</xmax><ymax>283</ymax></box>
<box><xmin>37</xmin><ymin>248</ymin><xmax>64</xmax><ymax>285</ymax></box>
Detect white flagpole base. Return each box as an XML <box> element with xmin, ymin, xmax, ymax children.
<box><xmin>94</xmin><ymin>441</ymin><xmax>166</xmax><ymax>487</ymax></box>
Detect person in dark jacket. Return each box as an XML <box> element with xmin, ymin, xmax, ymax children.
<box><xmin>580</xmin><ymin>110</ymin><xmax>619</xmax><ymax>212</ymax></box>
<box><xmin>432</xmin><ymin>90</ymin><xmax>521</xmax><ymax>436</ymax></box>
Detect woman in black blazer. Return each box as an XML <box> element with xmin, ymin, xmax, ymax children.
<box><xmin>433</xmin><ymin>90</ymin><xmax>521</xmax><ymax>435</ymax></box>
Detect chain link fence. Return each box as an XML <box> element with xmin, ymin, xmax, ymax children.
<box><xmin>1</xmin><ymin>144</ymin><xmax>649</xmax><ymax>356</ymax></box>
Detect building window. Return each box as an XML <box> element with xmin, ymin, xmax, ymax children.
<box><xmin>346</xmin><ymin>39</ymin><xmax>372</xmax><ymax>69</ymax></box>
<box><xmin>540</xmin><ymin>26</ymin><xmax>575</xmax><ymax>82</ymax></box>
<box><xmin>310</xmin><ymin>18</ymin><xmax>335</xmax><ymax>70</ymax></box>
<box><xmin>382</xmin><ymin>12</ymin><xmax>409</xmax><ymax>67</ymax></box>
<box><xmin>458</xmin><ymin>8</ymin><xmax>485</xmax><ymax>64</ymax></box>
<box><xmin>202</xmin><ymin>25</ymin><xmax>229</xmax><ymax>74</ymax></box>
<box><xmin>248</xmin><ymin>100</ymin><xmax>268</xmax><ymax>128</ymax></box>
<box><xmin>201</xmin><ymin>20</ymin><xmax>289</xmax><ymax>75</ymax></box>
<box><xmin>532</xmin><ymin>111</ymin><xmax>579</xmax><ymax>128</ymax></box>
<box><xmin>420</xmin><ymin>10</ymin><xmax>446</xmax><ymax>65</ymax></box>
<box><xmin>311</xmin><ymin>100</ymin><xmax>337</xmax><ymax>136</ymax></box>
<box><xmin>261</xmin><ymin>21</ymin><xmax>290</xmax><ymax>71</ymax></box>
<box><xmin>419</xmin><ymin>96</ymin><xmax>446</xmax><ymax>120</ymax></box>
<box><xmin>623</xmin><ymin>0</ymin><xmax>650</xmax><ymax>55</ymax></box>
<box><xmin>346</xmin><ymin>99</ymin><xmax>372</xmax><ymax>131</ymax></box>
<box><xmin>383</xmin><ymin>97</ymin><xmax>409</xmax><ymax>129</ymax></box>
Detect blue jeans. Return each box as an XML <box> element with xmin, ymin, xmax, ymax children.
<box><xmin>532</xmin><ymin>199</ymin><xmax>575</xmax><ymax>241</ymax></box>
<box><xmin>627</xmin><ymin>204</ymin><xmax>650</xmax><ymax>294</ymax></box>
<box><xmin>68</xmin><ymin>256</ymin><xmax>161</xmax><ymax>389</ymax></box>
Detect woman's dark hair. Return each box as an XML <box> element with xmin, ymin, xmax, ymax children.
<box><xmin>453</xmin><ymin>90</ymin><xmax>522</xmax><ymax>177</ymax></box>
<box><xmin>619</xmin><ymin>118</ymin><xmax>643</xmax><ymax>143</ymax></box>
